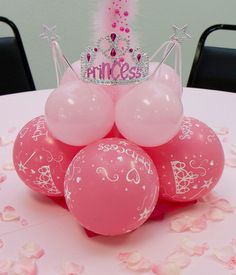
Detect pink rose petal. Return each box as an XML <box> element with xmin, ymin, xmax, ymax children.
<box><xmin>61</xmin><ymin>261</ymin><xmax>84</xmax><ymax>274</ymax></box>
<box><xmin>190</xmin><ymin>216</ymin><xmax>207</xmax><ymax>232</ymax></box>
<box><xmin>215</xmin><ymin>127</ymin><xmax>229</xmax><ymax>136</ymax></box>
<box><xmin>19</xmin><ymin>241</ymin><xmax>44</xmax><ymax>259</ymax></box>
<box><xmin>127</xmin><ymin>258</ymin><xmax>153</xmax><ymax>272</ymax></box>
<box><xmin>0</xmin><ymin>136</ymin><xmax>13</xmax><ymax>146</ymax></box>
<box><xmin>0</xmin><ymin>173</ymin><xmax>7</xmax><ymax>184</ymax></box>
<box><xmin>179</xmin><ymin>239</ymin><xmax>208</xmax><ymax>256</ymax></box>
<box><xmin>2</xmin><ymin>161</ymin><xmax>15</xmax><ymax>171</ymax></box>
<box><xmin>21</xmin><ymin>219</ymin><xmax>29</xmax><ymax>227</ymax></box>
<box><xmin>213</xmin><ymin>199</ymin><xmax>234</xmax><ymax>213</ymax></box>
<box><xmin>126</xmin><ymin>252</ymin><xmax>143</xmax><ymax>266</ymax></box>
<box><xmin>8</xmin><ymin>126</ymin><xmax>17</xmax><ymax>133</ymax></box>
<box><xmin>212</xmin><ymin>246</ymin><xmax>236</xmax><ymax>269</ymax></box>
<box><xmin>158</xmin><ymin>262</ymin><xmax>181</xmax><ymax>275</ymax></box>
<box><xmin>170</xmin><ymin>216</ymin><xmax>194</xmax><ymax>233</ymax></box>
<box><xmin>0</xmin><ymin>206</ymin><xmax>20</xmax><ymax>222</ymax></box>
<box><xmin>151</xmin><ymin>264</ymin><xmax>161</xmax><ymax>275</ymax></box>
<box><xmin>0</xmin><ymin>239</ymin><xmax>4</xmax><ymax>248</ymax></box>
<box><xmin>205</xmin><ymin>207</ymin><xmax>225</xmax><ymax>221</ymax></box>
<box><xmin>198</xmin><ymin>191</ymin><xmax>220</xmax><ymax>203</ymax></box>
<box><xmin>166</xmin><ymin>251</ymin><xmax>191</xmax><ymax>269</ymax></box>
<box><xmin>119</xmin><ymin>251</ymin><xmax>152</xmax><ymax>272</ymax></box>
<box><xmin>0</xmin><ymin>258</ymin><xmax>13</xmax><ymax>274</ymax></box>
<box><xmin>11</xmin><ymin>258</ymin><xmax>37</xmax><ymax>275</ymax></box>
<box><xmin>225</xmin><ymin>158</ymin><xmax>236</xmax><ymax>168</ymax></box>
<box><xmin>118</xmin><ymin>252</ymin><xmax>132</xmax><ymax>262</ymax></box>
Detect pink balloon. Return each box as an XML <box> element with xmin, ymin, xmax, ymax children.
<box><xmin>115</xmin><ymin>80</ymin><xmax>183</xmax><ymax>147</ymax></box>
<box><xmin>13</xmin><ymin>116</ymin><xmax>81</xmax><ymax>196</ymax></box>
<box><xmin>64</xmin><ymin>138</ymin><xmax>159</xmax><ymax>236</ymax></box>
<box><xmin>150</xmin><ymin>62</ymin><xmax>182</xmax><ymax>98</ymax></box>
<box><xmin>146</xmin><ymin>117</ymin><xmax>225</xmax><ymax>202</ymax></box>
<box><xmin>45</xmin><ymin>81</ymin><xmax>115</xmax><ymax>146</ymax></box>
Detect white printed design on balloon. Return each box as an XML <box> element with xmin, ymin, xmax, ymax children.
<box><xmin>126</xmin><ymin>168</ymin><xmax>141</xmax><ymax>185</ymax></box>
<box><xmin>119</xmin><ymin>141</ymin><xmax>129</xmax><ymax>146</ymax></box>
<box><xmin>179</xmin><ymin>117</ymin><xmax>193</xmax><ymax>140</ymax></box>
<box><xmin>42</xmin><ymin>148</ymin><xmax>64</xmax><ymax>164</ymax></box>
<box><xmin>31</xmin><ymin>117</ymin><xmax>48</xmax><ymax>141</ymax></box>
<box><xmin>207</xmin><ymin>135</ymin><xmax>215</xmax><ymax>143</ymax></box>
<box><xmin>64</xmin><ymin>186</ymin><xmax>72</xmax><ymax>201</ymax></box>
<box><xmin>96</xmin><ymin>167</ymin><xmax>119</xmax><ymax>182</ymax></box>
<box><xmin>18</xmin><ymin>152</ymin><xmax>37</xmax><ymax>174</ymax></box>
<box><xmin>34</xmin><ymin>165</ymin><xmax>60</xmax><ymax>195</ymax></box>
<box><xmin>201</xmin><ymin>177</ymin><xmax>214</xmax><ymax>189</ymax></box>
<box><xmin>65</xmin><ymin>159</ymin><xmax>81</xmax><ymax>182</ymax></box>
<box><xmin>138</xmin><ymin>208</ymin><xmax>151</xmax><ymax>221</ymax></box>
<box><xmin>138</xmin><ymin>186</ymin><xmax>158</xmax><ymax>221</ymax></box>
<box><xmin>19</xmin><ymin>127</ymin><xmax>29</xmax><ymax>139</ymax></box>
<box><xmin>189</xmin><ymin>159</ymin><xmax>207</xmax><ymax>176</ymax></box>
<box><xmin>97</xmin><ymin>143</ymin><xmax>153</xmax><ymax>175</ymax></box>
<box><xmin>171</xmin><ymin>161</ymin><xmax>199</xmax><ymax>194</ymax></box>
<box><xmin>171</xmin><ymin>159</ymin><xmax>212</xmax><ymax>196</ymax></box>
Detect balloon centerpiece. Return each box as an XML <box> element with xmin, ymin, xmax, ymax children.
<box><xmin>13</xmin><ymin>0</ymin><xmax>224</xmax><ymax>236</ymax></box>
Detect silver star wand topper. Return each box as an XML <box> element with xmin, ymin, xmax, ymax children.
<box><xmin>150</xmin><ymin>25</ymin><xmax>191</xmax><ymax>77</ymax></box>
<box><xmin>40</xmin><ymin>25</ymin><xmax>79</xmax><ymax>86</ymax></box>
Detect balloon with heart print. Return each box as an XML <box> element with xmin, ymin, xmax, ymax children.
<box><xmin>13</xmin><ymin>116</ymin><xmax>81</xmax><ymax>197</ymax></box>
<box><xmin>64</xmin><ymin>138</ymin><xmax>159</xmax><ymax>236</ymax></box>
<box><xmin>145</xmin><ymin>117</ymin><xmax>225</xmax><ymax>202</ymax></box>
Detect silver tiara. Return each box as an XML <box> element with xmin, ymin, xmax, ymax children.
<box><xmin>80</xmin><ymin>33</ymin><xmax>149</xmax><ymax>85</ymax></box>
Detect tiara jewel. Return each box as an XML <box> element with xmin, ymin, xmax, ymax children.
<box><xmin>80</xmin><ymin>33</ymin><xmax>149</xmax><ymax>85</ymax></box>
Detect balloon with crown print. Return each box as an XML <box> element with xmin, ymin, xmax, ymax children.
<box><xmin>13</xmin><ymin>116</ymin><xmax>82</xmax><ymax>196</ymax></box>
<box><xmin>146</xmin><ymin>117</ymin><xmax>225</xmax><ymax>202</ymax></box>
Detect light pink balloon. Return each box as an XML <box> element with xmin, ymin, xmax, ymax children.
<box><xmin>146</xmin><ymin>117</ymin><xmax>225</xmax><ymax>202</ymax></box>
<box><xmin>45</xmin><ymin>81</ymin><xmax>115</xmax><ymax>146</ymax></box>
<box><xmin>115</xmin><ymin>80</ymin><xmax>183</xmax><ymax>147</ymax></box>
<box><xmin>61</xmin><ymin>60</ymin><xmax>182</xmax><ymax>102</ymax></box>
<box><xmin>150</xmin><ymin>62</ymin><xmax>183</xmax><ymax>98</ymax></box>
<box><xmin>64</xmin><ymin>138</ymin><xmax>159</xmax><ymax>236</ymax></box>
<box><xmin>13</xmin><ymin>116</ymin><xmax>81</xmax><ymax>197</ymax></box>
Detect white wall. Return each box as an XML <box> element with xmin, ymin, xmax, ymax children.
<box><xmin>1</xmin><ymin>0</ymin><xmax>236</xmax><ymax>90</ymax></box>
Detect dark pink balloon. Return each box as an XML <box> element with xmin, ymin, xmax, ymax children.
<box><xmin>64</xmin><ymin>138</ymin><xmax>159</xmax><ymax>236</ymax></box>
<box><xmin>13</xmin><ymin>116</ymin><xmax>81</xmax><ymax>197</ymax></box>
<box><xmin>145</xmin><ymin>117</ymin><xmax>225</xmax><ymax>202</ymax></box>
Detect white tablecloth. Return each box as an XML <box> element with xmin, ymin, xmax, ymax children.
<box><xmin>0</xmin><ymin>88</ymin><xmax>236</xmax><ymax>274</ymax></box>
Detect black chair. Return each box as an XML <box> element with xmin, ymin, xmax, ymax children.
<box><xmin>187</xmin><ymin>24</ymin><xmax>236</xmax><ymax>93</ymax></box>
<box><xmin>0</xmin><ymin>17</ymin><xmax>35</xmax><ymax>95</ymax></box>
